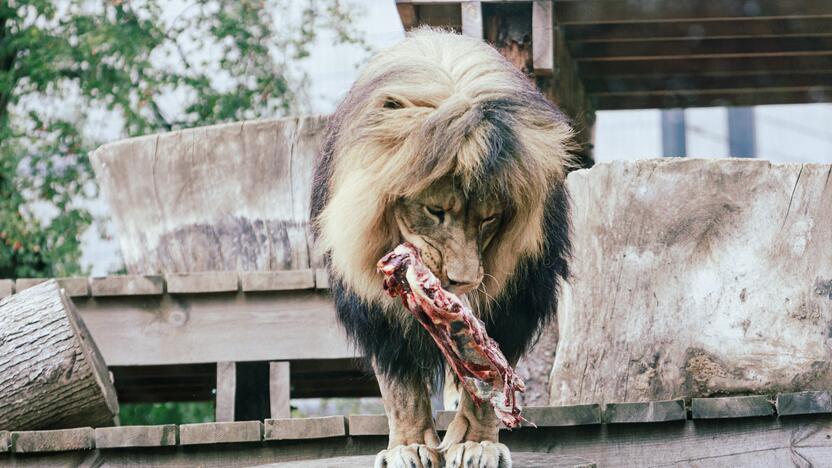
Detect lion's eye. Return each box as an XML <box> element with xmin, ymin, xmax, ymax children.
<box><xmin>424</xmin><ymin>206</ymin><xmax>445</xmax><ymax>223</ymax></box>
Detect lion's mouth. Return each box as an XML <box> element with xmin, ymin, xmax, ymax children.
<box><xmin>377</xmin><ymin>242</ymin><xmax>527</xmax><ymax>428</ymax></box>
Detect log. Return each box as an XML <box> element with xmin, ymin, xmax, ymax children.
<box><xmin>0</xmin><ymin>280</ymin><xmax>119</xmax><ymax>430</ymax></box>
<box><xmin>551</xmin><ymin>159</ymin><xmax>832</xmax><ymax>405</ymax></box>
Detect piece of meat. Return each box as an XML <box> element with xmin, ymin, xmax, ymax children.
<box><xmin>377</xmin><ymin>242</ymin><xmax>527</xmax><ymax>428</ymax></box>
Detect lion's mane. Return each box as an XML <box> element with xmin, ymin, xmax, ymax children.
<box><xmin>311</xmin><ymin>29</ymin><xmax>574</xmax><ymax>383</ymax></box>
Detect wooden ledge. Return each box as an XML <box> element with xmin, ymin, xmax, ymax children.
<box><xmin>0</xmin><ymin>280</ymin><xmax>12</xmax><ymax>299</ymax></box>
<box><xmin>167</xmin><ymin>272</ymin><xmax>239</xmax><ymax>294</ymax></box>
<box><xmin>91</xmin><ymin>275</ymin><xmax>164</xmax><ymax>296</ymax></box>
<box><xmin>180</xmin><ymin>421</ymin><xmax>262</xmax><ymax>445</ymax></box>
<box><xmin>11</xmin><ymin>428</ymin><xmax>94</xmax><ymax>453</ymax></box>
<box><xmin>691</xmin><ymin>395</ymin><xmax>774</xmax><ymax>419</ymax></box>
<box><xmin>242</xmin><ymin>270</ymin><xmax>316</xmax><ymax>292</ymax></box>
<box><xmin>0</xmin><ymin>431</ymin><xmax>9</xmax><ymax>452</ymax></box>
<box><xmin>95</xmin><ymin>425</ymin><xmax>178</xmax><ymax>448</ymax></box>
<box><xmin>777</xmin><ymin>391</ymin><xmax>832</xmax><ymax>416</ymax></box>
<box><xmin>265</xmin><ymin>416</ymin><xmax>346</xmax><ymax>440</ymax></box>
<box><xmin>346</xmin><ymin>414</ymin><xmax>388</xmax><ymax>436</ymax></box>
<box><xmin>604</xmin><ymin>399</ymin><xmax>686</xmax><ymax>424</ymax></box>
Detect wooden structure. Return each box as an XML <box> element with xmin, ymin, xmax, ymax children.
<box><xmin>396</xmin><ymin>0</ymin><xmax>832</xmax><ymax>163</ymax></box>
<box><xmin>2</xmin><ymin>393</ymin><xmax>831</xmax><ymax>466</ymax></box>
<box><xmin>0</xmin><ymin>280</ymin><xmax>119</xmax><ymax>431</ymax></box>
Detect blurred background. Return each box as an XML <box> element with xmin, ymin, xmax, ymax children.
<box><xmin>2</xmin><ymin>0</ymin><xmax>830</xmax><ymax>424</ymax></box>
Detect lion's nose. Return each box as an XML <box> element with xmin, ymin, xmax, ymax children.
<box><xmin>446</xmin><ymin>278</ymin><xmax>479</xmax><ymax>295</ymax></box>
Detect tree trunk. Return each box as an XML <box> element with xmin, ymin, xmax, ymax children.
<box><xmin>0</xmin><ymin>280</ymin><xmax>119</xmax><ymax>430</ymax></box>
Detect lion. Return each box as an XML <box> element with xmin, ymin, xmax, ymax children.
<box><xmin>311</xmin><ymin>29</ymin><xmax>574</xmax><ymax>468</ymax></box>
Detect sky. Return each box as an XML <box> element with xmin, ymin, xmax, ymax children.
<box><xmin>81</xmin><ymin>0</ymin><xmax>832</xmax><ymax>275</ymax></box>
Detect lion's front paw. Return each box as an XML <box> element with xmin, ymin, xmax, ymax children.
<box><xmin>375</xmin><ymin>443</ymin><xmax>442</xmax><ymax>468</ymax></box>
<box><xmin>443</xmin><ymin>441</ymin><xmax>511</xmax><ymax>468</ymax></box>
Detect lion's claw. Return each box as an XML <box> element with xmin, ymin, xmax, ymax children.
<box><xmin>443</xmin><ymin>441</ymin><xmax>511</xmax><ymax>468</ymax></box>
<box><xmin>375</xmin><ymin>443</ymin><xmax>442</xmax><ymax>468</ymax></box>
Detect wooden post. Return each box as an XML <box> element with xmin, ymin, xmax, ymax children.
<box><xmin>461</xmin><ymin>2</ymin><xmax>483</xmax><ymax>39</ymax></box>
<box><xmin>0</xmin><ymin>280</ymin><xmax>119</xmax><ymax>430</ymax></box>
<box><xmin>215</xmin><ymin>362</ymin><xmax>236</xmax><ymax>422</ymax></box>
<box><xmin>269</xmin><ymin>362</ymin><xmax>291</xmax><ymax>419</ymax></box>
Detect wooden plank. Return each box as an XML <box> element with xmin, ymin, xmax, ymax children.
<box><xmin>577</xmin><ymin>53</ymin><xmax>832</xmax><ymax>77</ymax></box>
<box><xmin>241</xmin><ymin>270</ymin><xmax>315</xmax><ymax>292</ymax></box>
<box><xmin>461</xmin><ymin>1</ymin><xmax>483</xmax><ymax>39</ymax></box>
<box><xmin>691</xmin><ymin>396</ymin><xmax>774</xmax><ymax>419</ymax></box>
<box><xmin>11</xmin><ymin>428</ymin><xmax>94</xmax><ymax>453</ymax></box>
<box><xmin>269</xmin><ymin>362</ymin><xmax>291</xmax><ymax>420</ymax></box>
<box><xmin>436</xmin><ymin>405</ymin><xmax>601</xmax><ymax>431</ymax></box>
<box><xmin>314</xmin><ymin>269</ymin><xmax>330</xmax><ymax>290</ymax></box>
<box><xmin>592</xmin><ymin>86</ymin><xmax>832</xmax><ymax>109</ymax></box>
<box><xmin>216</xmin><ymin>362</ymin><xmax>236</xmax><ymax>422</ymax></box>
<box><xmin>604</xmin><ymin>400</ymin><xmax>686</xmax><ymax>424</ymax></box>
<box><xmin>396</xmin><ymin>2</ymin><xmax>418</xmax><ymax>30</ymax></box>
<box><xmin>556</xmin><ymin>0</ymin><xmax>832</xmax><ymax>26</ymax></box>
<box><xmin>94</xmin><ymin>425</ymin><xmax>178</xmax><ymax>448</ymax></box>
<box><xmin>532</xmin><ymin>0</ymin><xmax>554</xmax><ymax>75</ymax></box>
<box><xmin>0</xmin><ymin>431</ymin><xmax>9</xmax><ymax>452</ymax></box>
<box><xmin>0</xmin><ymin>280</ymin><xmax>12</xmax><ymax>299</ymax></box>
<box><xmin>565</xmin><ymin>17</ymin><xmax>832</xmax><ymax>43</ymax></box>
<box><xmin>166</xmin><ymin>272</ymin><xmax>238</xmax><ymax>294</ymax></box>
<box><xmin>13</xmin><ymin>278</ymin><xmax>47</xmax><ymax>292</ymax></box>
<box><xmin>180</xmin><ymin>421</ymin><xmax>263</xmax><ymax>445</ymax></box>
<box><xmin>777</xmin><ymin>391</ymin><xmax>832</xmax><ymax>416</ymax></box>
<box><xmin>90</xmin><ymin>275</ymin><xmax>164</xmax><ymax>296</ymax></box>
<box><xmin>74</xmin><ymin>291</ymin><xmax>356</xmax><ymax>366</ymax></box>
<box><xmin>264</xmin><ymin>416</ymin><xmax>347</xmax><ymax>440</ymax></box>
<box><xmin>584</xmin><ymin>72</ymin><xmax>832</xmax><ymax>93</ymax></box>
<box><xmin>571</xmin><ymin>36</ymin><xmax>832</xmax><ymax>60</ymax></box>
<box><xmin>347</xmin><ymin>414</ymin><xmax>388</xmax><ymax>436</ymax></box>
<box><xmin>58</xmin><ymin>277</ymin><xmax>90</xmax><ymax>297</ymax></box>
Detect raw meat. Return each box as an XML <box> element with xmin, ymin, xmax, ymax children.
<box><xmin>377</xmin><ymin>242</ymin><xmax>527</xmax><ymax>428</ymax></box>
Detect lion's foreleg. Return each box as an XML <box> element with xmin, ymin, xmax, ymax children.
<box><xmin>373</xmin><ymin>363</ymin><xmax>441</xmax><ymax>468</ymax></box>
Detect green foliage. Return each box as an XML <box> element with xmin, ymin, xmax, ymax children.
<box><xmin>119</xmin><ymin>402</ymin><xmax>215</xmax><ymax>426</ymax></box>
<box><xmin>0</xmin><ymin>0</ymin><xmax>367</xmax><ymax>278</ymax></box>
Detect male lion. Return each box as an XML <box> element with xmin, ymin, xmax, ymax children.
<box><xmin>311</xmin><ymin>29</ymin><xmax>573</xmax><ymax>468</ymax></box>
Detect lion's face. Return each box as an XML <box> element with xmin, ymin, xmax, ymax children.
<box><xmin>393</xmin><ymin>177</ymin><xmax>503</xmax><ymax>296</ymax></box>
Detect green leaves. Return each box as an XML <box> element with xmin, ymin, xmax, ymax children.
<box><xmin>0</xmin><ymin>0</ymin><xmax>368</xmax><ymax>279</ymax></box>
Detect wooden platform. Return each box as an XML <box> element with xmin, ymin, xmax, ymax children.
<box><xmin>2</xmin><ymin>395</ymin><xmax>832</xmax><ymax>466</ymax></box>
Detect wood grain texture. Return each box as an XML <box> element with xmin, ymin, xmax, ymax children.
<box><xmin>269</xmin><ymin>362</ymin><xmax>291</xmax><ymax>420</ymax></box>
<box><xmin>552</xmin><ymin>160</ymin><xmax>832</xmax><ymax>406</ymax></box>
<box><xmin>604</xmin><ymin>400</ymin><xmax>686</xmax><ymax>423</ymax></box>
<box><xmin>0</xmin><ymin>280</ymin><xmax>12</xmax><ymax>299</ymax></box>
<box><xmin>216</xmin><ymin>362</ymin><xmax>236</xmax><ymax>423</ymax></box>
<box><xmin>94</xmin><ymin>425</ymin><xmax>178</xmax><ymax>448</ymax></box>
<box><xmin>180</xmin><ymin>421</ymin><xmax>262</xmax><ymax>445</ymax></box>
<box><xmin>264</xmin><ymin>416</ymin><xmax>347</xmax><ymax>440</ymax></box>
<box><xmin>11</xmin><ymin>428</ymin><xmax>94</xmax><ymax>453</ymax></box>
<box><xmin>166</xmin><ymin>272</ymin><xmax>238</xmax><ymax>293</ymax></box>
<box><xmin>74</xmin><ymin>291</ymin><xmax>355</xmax><ymax>366</ymax></box>
<box><xmin>90</xmin><ymin>116</ymin><xmax>328</xmax><ymax>274</ymax></box>
<box><xmin>346</xmin><ymin>415</ymin><xmax>388</xmax><ymax>436</ymax></box>
<box><xmin>90</xmin><ymin>275</ymin><xmax>164</xmax><ymax>296</ymax></box>
<box><xmin>16</xmin><ymin>276</ymin><xmax>90</xmax><ymax>297</ymax></box>
<box><xmin>0</xmin><ymin>281</ymin><xmax>118</xmax><ymax>430</ymax></box>
<box><xmin>241</xmin><ymin>270</ymin><xmax>315</xmax><ymax>292</ymax></box>
<box><xmin>0</xmin><ymin>431</ymin><xmax>8</xmax><ymax>452</ymax></box>
<box><xmin>777</xmin><ymin>391</ymin><xmax>832</xmax><ymax>416</ymax></box>
<box><xmin>691</xmin><ymin>396</ymin><xmax>774</xmax><ymax>419</ymax></box>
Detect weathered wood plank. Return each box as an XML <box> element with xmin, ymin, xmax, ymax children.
<box><xmin>777</xmin><ymin>391</ymin><xmax>832</xmax><ymax>416</ymax></box>
<box><xmin>90</xmin><ymin>275</ymin><xmax>164</xmax><ymax>296</ymax></box>
<box><xmin>75</xmin><ymin>291</ymin><xmax>356</xmax><ymax>366</ymax></box>
<box><xmin>166</xmin><ymin>272</ymin><xmax>238</xmax><ymax>294</ymax></box>
<box><xmin>553</xmin><ymin>160</ymin><xmax>832</xmax><ymax>406</ymax></box>
<box><xmin>592</xmin><ymin>86</ymin><xmax>832</xmax><ymax>109</ymax></box>
<box><xmin>604</xmin><ymin>400</ymin><xmax>686</xmax><ymax>424</ymax></box>
<box><xmin>0</xmin><ymin>280</ymin><xmax>12</xmax><ymax>299</ymax></box>
<box><xmin>0</xmin><ymin>431</ymin><xmax>8</xmax><ymax>452</ymax></box>
<box><xmin>314</xmin><ymin>269</ymin><xmax>330</xmax><ymax>290</ymax></box>
<box><xmin>461</xmin><ymin>1</ymin><xmax>483</xmax><ymax>38</ymax></box>
<box><xmin>241</xmin><ymin>270</ymin><xmax>315</xmax><ymax>292</ymax></box>
<box><xmin>11</xmin><ymin>428</ymin><xmax>94</xmax><ymax>453</ymax></box>
<box><xmin>347</xmin><ymin>414</ymin><xmax>388</xmax><ymax>436</ymax></box>
<box><xmin>532</xmin><ymin>0</ymin><xmax>554</xmax><ymax>75</ymax></box>
<box><xmin>10</xmin><ymin>278</ymin><xmax>89</xmax><ymax>298</ymax></box>
<box><xmin>264</xmin><ymin>416</ymin><xmax>347</xmax><ymax>440</ymax></box>
<box><xmin>216</xmin><ymin>362</ymin><xmax>236</xmax><ymax>423</ymax></box>
<box><xmin>436</xmin><ymin>405</ymin><xmax>601</xmax><ymax>431</ymax></box>
<box><xmin>94</xmin><ymin>425</ymin><xmax>178</xmax><ymax>448</ymax></box>
<box><xmin>179</xmin><ymin>421</ymin><xmax>262</xmax><ymax>445</ymax></box>
<box><xmin>269</xmin><ymin>362</ymin><xmax>291</xmax><ymax>420</ymax></box>
<box><xmin>572</xmin><ymin>36</ymin><xmax>832</xmax><ymax>60</ymax></box>
<box><xmin>13</xmin><ymin>278</ymin><xmax>47</xmax><ymax>292</ymax></box>
<box><xmin>691</xmin><ymin>396</ymin><xmax>774</xmax><ymax>419</ymax></box>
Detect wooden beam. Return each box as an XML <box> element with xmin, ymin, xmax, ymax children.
<box><xmin>74</xmin><ymin>291</ymin><xmax>356</xmax><ymax>366</ymax></box>
<box><xmin>565</xmin><ymin>18</ymin><xmax>832</xmax><ymax>43</ymax></box>
<box><xmin>269</xmin><ymin>362</ymin><xmax>291</xmax><ymax>420</ymax></box>
<box><xmin>532</xmin><ymin>0</ymin><xmax>554</xmax><ymax>75</ymax></box>
<box><xmin>397</xmin><ymin>2</ymin><xmax>417</xmax><ymax>30</ymax></box>
<box><xmin>556</xmin><ymin>0</ymin><xmax>832</xmax><ymax>26</ymax></box>
<box><xmin>578</xmin><ymin>53</ymin><xmax>832</xmax><ymax>77</ymax></box>
<box><xmin>570</xmin><ymin>36</ymin><xmax>832</xmax><ymax>60</ymax></box>
<box><xmin>215</xmin><ymin>362</ymin><xmax>236</xmax><ymax>422</ymax></box>
<box><xmin>591</xmin><ymin>86</ymin><xmax>832</xmax><ymax>110</ymax></box>
<box><xmin>461</xmin><ymin>2</ymin><xmax>483</xmax><ymax>38</ymax></box>
<box><xmin>583</xmin><ymin>72</ymin><xmax>832</xmax><ymax>93</ymax></box>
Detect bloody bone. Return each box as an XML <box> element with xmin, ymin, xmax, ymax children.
<box><xmin>377</xmin><ymin>242</ymin><xmax>527</xmax><ymax>428</ymax></box>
